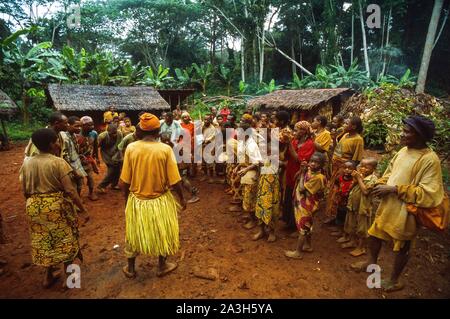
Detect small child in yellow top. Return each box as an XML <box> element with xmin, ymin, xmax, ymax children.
<box><xmin>120</xmin><ymin>117</ymin><xmax>136</xmax><ymax>137</ymax></box>
<box><xmin>339</xmin><ymin>157</ymin><xmax>378</xmax><ymax>257</ymax></box>
<box><xmin>285</xmin><ymin>152</ymin><xmax>327</xmax><ymax>259</ymax></box>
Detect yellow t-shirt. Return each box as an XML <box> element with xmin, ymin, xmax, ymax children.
<box><xmin>315</xmin><ymin>129</ymin><xmax>332</xmax><ymax>152</ymax></box>
<box><xmin>333</xmin><ymin>133</ymin><xmax>364</xmax><ymax>162</ymax></box>
<box><xmin>120</xmin><ymin>140</ymin><xmax>181</xmax><ymax>199</ymax></box>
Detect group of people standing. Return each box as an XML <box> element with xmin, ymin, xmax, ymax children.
<box><xmin>221</xmin><ymin>110</ymin><xmax>444</xmax><ymax>293</ymax></box>
<box><xmin>16</xmin><ymin>103</ymin><xmax>445</xmax><ymax>293</ymax></box>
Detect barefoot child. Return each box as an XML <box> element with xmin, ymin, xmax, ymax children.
<box><xmin>339</xmin><ymin>158</ymin><xmax>378</xmax><ymax>255</ymax></box>
<box><xmin>330</xmin><ymin>160</ymin><xmax>356</xmax><ymax>237</ymax></box>
<box><xmin>285</xmin><ymin>152</ymin><xmax>327</xmax><ymax>259</ymax></box>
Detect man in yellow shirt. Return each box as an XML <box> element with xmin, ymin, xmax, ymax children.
<box><xmin>103</xmin><ymin>106</ymin><xmax>119</xmax><ymax>124</ymax></box>
<box><xmin>120</xmin><ymin>113</ymin><xmax>186</xmax><ymax>279</ymax></box>
<box><xmin>351</xmin><ymin>115</ymin><xmax>444</xmax><ymax>293</ymax></box>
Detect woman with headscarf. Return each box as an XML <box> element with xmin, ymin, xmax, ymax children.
<box><xmin>351</xmin><ymin>115</ymin><xmax>445</xmax><ymax>293</ymax></box>
<box><xmin>324</xmin><ymin>116</ymin><xmax>364</xmax><ymax>227</ymax></box>
<box><xmin>281</xmin><ymin>121</ymin><xmax>315</xmax><ymax>233</ymax></box>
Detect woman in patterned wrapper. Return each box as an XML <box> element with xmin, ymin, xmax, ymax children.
<box><xmin>19</xmin><ymin>128</ymin><xmax>88</xmax><ymax>289</ymax></box>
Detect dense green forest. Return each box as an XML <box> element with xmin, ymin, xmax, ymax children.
<box><xmin>0</xmin><ymin>0</ymin><xmax>449</xmax><ymax>125</ymax></box>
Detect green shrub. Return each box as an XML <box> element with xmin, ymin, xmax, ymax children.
<box><xmin>5</xmin><ymin>120</ymin><xmax>45</xmax><ymax>141</ymax></box>
<box><xmin>363</xmin><ymin>120</ymin><xmax>388</xmax><ymax>149</ymax></box>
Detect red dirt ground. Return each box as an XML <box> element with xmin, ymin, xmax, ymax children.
<box><xmin>0</xmin><ymin>143</ymin><xmax>449</xmax><ymax>299</ymax></box>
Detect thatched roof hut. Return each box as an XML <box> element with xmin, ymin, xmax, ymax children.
<box><xmin>47</xmin><ymin>84</ymin><xmax>171</xmax><ymax>128</ymax></box>
<box><xmin>0</xmin><ymin>89</ymin><xmax>18</xmax><ymax>119</ymax></box>
<box><xmin>158</xmin><ymin>89</ymin><xmax>196</xmax><ymax>109</ymax></box>
<box><xmin>247</xmin><ymin>88</ymin><xmax>354</xmax><ymax>122</ymax></box>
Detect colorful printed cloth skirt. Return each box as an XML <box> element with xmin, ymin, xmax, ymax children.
<box><xmin>255</xmin><ymin>174</ymin><xmax>280</xmax><ymax>227</ymax></box>
<box><xmin>26</xmin><ymin>192</ymin><xmax>80</xmax><ymax>267</ymax></box>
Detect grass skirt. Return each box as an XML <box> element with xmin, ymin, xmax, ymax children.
<box><xmin>125</xmin><ymin>191</ymin><xmax>180</xmax><ymax>257</ymax></box>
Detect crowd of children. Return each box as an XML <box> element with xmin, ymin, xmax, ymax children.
<box><xmin>15</xmin><ymin>105</ymin><xmax>445</xmax><ymax>293</ymax></box>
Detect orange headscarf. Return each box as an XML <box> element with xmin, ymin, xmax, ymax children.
<box><xmin>139</xmin><ymin>113</ymin><xmax>160</xmax><ymax>131</ymax></box>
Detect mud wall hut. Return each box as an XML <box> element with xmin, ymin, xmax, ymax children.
<box><xmin>247</xmin><ymin>88</ymin><xmax>354</xmax><ymax>123</ymax></box>
<box><xmin>47</xmin><ymin>84</ymin><xmax>171</xmax><ymax>130</ymax></box>
<box><xmin>0</xmin><ymin>89</ymin><xmax>18</xmax><ymax>148</ymax></box>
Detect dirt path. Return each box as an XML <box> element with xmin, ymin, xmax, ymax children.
<box><xmin>0</xmin><ymin>143</ymin><xmax>449</xmax><ymax>299</ymax></box>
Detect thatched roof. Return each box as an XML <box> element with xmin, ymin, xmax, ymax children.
<box><xmin>247</xmin><ymin>88</ymin><xmax>353</xmax><ymax>110</ymax></box>
<box><xmin>0</xmin><ymin>89</ymin><xmax>18</xmax><ymax>116</ymax></box>
<box><xmin>48</xmin><ymin>84</ymin><xmax>170</xmax><ymax>112</ymax></box>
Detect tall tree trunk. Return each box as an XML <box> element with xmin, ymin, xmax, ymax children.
<box><xmin>291</xmin><ymin>38</ymin><xmax>296</xmax><ymax>76</ymax></box>
<box><xmin>253</xmin><ymin>38</ymin><xmax>258</xmax><ymax>82</ymax></box>
<box><xmin>359</xmin><ymin>0</ymin><xmax>370</xmax><ymax>77</ymax></box>
<box><xmin>299</xmin><ymin>34</ymin><xmax>303</xmax><ymax>78</ymax></box>
<box><xmin>380</xmin><ymin>14</ymin><xmax>385</xmax><ymax>62</ymax></box>
<box><xmin>416</xmin><ymin>0</ymin><xmax>444</xmax><ymax>93</ymax></box>
<box><xmin>210</xmin><ymin>17</ymin><xmax>217</xmax><ymax>65</ymax></box>
<box><xmin>241</xmin><ymin>37</ymin><xmax>245</xmax><ymax>82</ymax></box>
<box><xmin>259</xmin><ymin>26</ymin><xmax>265</xmax><ymax>83</ymax></box>
<box><xmin>433</xmin><ymin>5</ymin><xmax>448</xmax><ymax>50</ymax></box>
<box><xmin>380</xmin><ymin>7</ymin><xmax>392</xmax><ymax>78</ymax></box>
<box><xmin>351</xmin><ymin>9</ymin><xmax>354</xmax><ymax>65</ymax></box>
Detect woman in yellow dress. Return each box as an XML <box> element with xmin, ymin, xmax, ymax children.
<box><xmin>351</xmin><ymin>115</ymin><xmax>445</xmax><ymax>293</ymax></box>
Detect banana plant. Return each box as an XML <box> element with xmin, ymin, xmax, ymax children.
<box><xmin>192</xmin><ymin>62</ymin><xmax>213</xmax><ymax>95</ymax></box>
<box><xmin>288</xmin><ymin>73</ymin><xmax>309</xmax><ymax>89</ymax></box>
<box><xmin>2</xmin><ymin>34</ymin><xmax>67</xmax><ymax>124</ymax></box>
<box><xmin>256</xmin><ymin>79</ymin><xmax>283</xmax><ymax>95</ymax></box>
<box><xmin>61</xmin><ymin>45</ymin><xmax>89</xmax><ymax>83</ymax></box>
<box><xmin>238</xmin><ymin>80</ymin><xmax>249</xmax><ymax>94</ymax></box>
<box><xmin>174</xmin><ymin>66</ymin><xmax>194</xmax><ymax>88</ymax></box>
<box><xmin>110</xmin><ymin>60</ymin><xmax>142</xmax><ymax>86</ymax></box>
<box><xmin>217</xmin><ymin>64</ymin><xmax>235</xmax><ymax>96</ymax></box>
<box><xmin>138</xmin><ymin>64</ymin><xmax>172</xmax><ymax>89</ymax></box>
<box><xmin>377</xmin><ymin>69</ymin><xmax>416</xmax><ymax>89</ymax></box>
